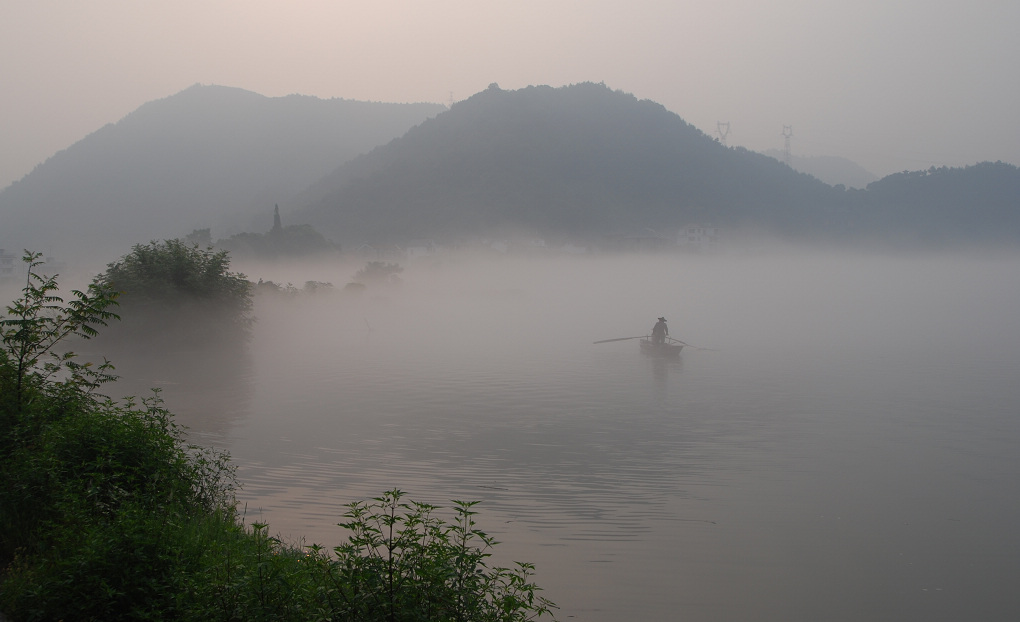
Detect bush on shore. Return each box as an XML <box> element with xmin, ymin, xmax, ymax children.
<box><xmin>92</xmin><ymin>239</ymin><xmax>254</xmax><ymax>347</ymax></box>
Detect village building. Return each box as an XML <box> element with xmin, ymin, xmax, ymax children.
<box><xmin>676</xmin><ymin>224</ymin><xmax>721</xmax><ymax>252</ymax></box>
<box><xmin>404</xmin><ymin>239</ymin><xmax>439</xmax><ymax>259</ymax></box>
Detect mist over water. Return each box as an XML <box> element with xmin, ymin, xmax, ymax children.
<box><xmin>109</xmin><ymin>249</ymin><xmax>1020</xmax><ymax>621</ymax></box>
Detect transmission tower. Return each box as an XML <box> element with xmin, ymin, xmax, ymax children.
<box><xmin>716</xmin><ymin>121</ymin><xmax>731</xmax><ymax>146</ymax></box>
<box><xmin>781</xmin><ymin>125</ymin><xmax>793</xmax><ymax>165</ymax></box>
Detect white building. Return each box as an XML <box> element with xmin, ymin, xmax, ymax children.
<box><xmin>404</xmin><ymin>239</ymin><xmax>439</xmax><ymax>259</ymax></box>
<box><xmin>676</xmin><ymin>224</ymin><xmax>721</xmax><ymax>252</ymax></box>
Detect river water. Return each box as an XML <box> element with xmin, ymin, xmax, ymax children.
<box><xmin>114</xmin><ymin>250</ymin><xmax>1020</xmax><ymax>621</ymax></box>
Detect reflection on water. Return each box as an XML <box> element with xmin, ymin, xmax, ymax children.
<box><xmin>103</xmin><ymin>343</ymin><xmax>255</xmax><ymax>440</ymax></box>
<box><xmin>649</xmin><ymin>353</ymin><xmax>683</xmax><ymax>397</ymax></box>
<box><xmin>171</xmin><ymin>253</ymin><xmax>1020</xmax><ymax>621</ymax></box>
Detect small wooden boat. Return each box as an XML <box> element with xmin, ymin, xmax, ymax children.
<box><xmin>593</xmin><ymin>335</ymin><xmax>690</xmax><ymax>357</ymax></box>
<box><xmin>639</xmin><ymin>339</ymin><xmax>683</xmax><ymax>357</ymax></box>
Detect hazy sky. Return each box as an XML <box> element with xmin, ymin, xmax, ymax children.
<box><xmin>2</xmin><ymin>0</ymin><xmax>1018</xmax><ymax>189</ymax></box>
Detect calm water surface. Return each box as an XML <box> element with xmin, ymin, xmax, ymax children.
<box><xmin>121</xmin><ymin>252</ymin><xmax>1020</xmax><ymax>621</ymax></box>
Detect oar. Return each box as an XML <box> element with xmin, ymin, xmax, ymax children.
<box><xmin>593</xmin><ymin>336</ymin><xmax>647</xmax><ymax>344</ymax></box>
<box><xmin>667</xmin><ymin>337</ymin><xmax>715</xmax><ymax>351</ymax></box>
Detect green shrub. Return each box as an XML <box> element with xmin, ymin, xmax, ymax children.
<box><xmin>93</xmin><ymin>239</ymin><xmax>253</xmax><ymax>346</ymax></box>
<box><xmin>176</xmin><ymin>491</ymin><xmax>557</xmax><ymax>622</ymax></box>
<box><xmin>305</xmin><ymin>489</ymin><xmax>556</xmax><ymax>622</ymax></box>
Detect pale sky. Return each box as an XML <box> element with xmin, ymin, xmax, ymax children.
<box><xmin>2</xmin><ymin>0</ymin><xmax>1018</xmax><ymax>189</ymax></box>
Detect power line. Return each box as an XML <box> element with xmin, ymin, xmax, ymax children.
<box><xmin>716</xmin><ymin>121</ymin><xmax>731</xmax><ymax>146</ymax></box>
<box><xmin>781</xmin><ymin>125</ymin><xmax>793</xmax><ymax>165</ymax></box>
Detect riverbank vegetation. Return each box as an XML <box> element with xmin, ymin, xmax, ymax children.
<box><xmin>91</xmin><ymin>239</ymin><xmax>255</xmax><ymax>347</ymax></box>
<box><xmin>0</xmin><ymin>251</ymin><xmax>555</xmax><ymax>621</ymax></box>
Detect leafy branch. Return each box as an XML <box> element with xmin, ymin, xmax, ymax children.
<box><xmin>2</xmin><ymin>252</ymin><xmax>120</xmax><ymax>406</ymax></box>
<box><xmin>319</xmin><ymin>489</ymin><xmax>557</xmax><ymax>621</ymax></box>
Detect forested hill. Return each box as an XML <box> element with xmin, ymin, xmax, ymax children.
<box><xmin>0</xmin><ymin>85</ymin><xmax>445</xmax><ymax>260</ymax></box>
<box><xmin>852</xmin><ymin>162</ymin><xmax>1020</xmax><ymax>244</ymax></box>
<box><xmin>4</xmin><ymin>82</ymin><xmax>1016</xmax><ymax>260</ymax></box>
<box><xmin>293</xmin><ymin>82</ymin><xmax>1020</xmax><ymax>248</ymax></box>
<box><xmin>293</xmin><ymin>82</ymin><xmax>846</xmax><ymax>246</ymax></box>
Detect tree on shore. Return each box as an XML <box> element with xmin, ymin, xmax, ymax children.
<box><xmin>92</xmin><ymin>239</ymin><xmax>254</xmax><ymax>346</ymax></box>
<box><xmin>353</xmin><ymin>260</ymin><xmax>404</xmax><ymax>285</ymax></box>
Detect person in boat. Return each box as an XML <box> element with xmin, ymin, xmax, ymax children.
<box><xmin>651</xmin><ymin>317</ymin><xmax>669</xmax><ymax>345</ymax></box>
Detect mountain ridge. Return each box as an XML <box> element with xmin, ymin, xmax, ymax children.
<box><xmin>0</xmin><ymin>84</ymin><xmax>446</xmax><ymax>260</ymax></box>
<box><xmin>761</xmin><ymin>150</ymin><xmax>879</xmax><ymax>189</ymax></box>
<box><xmin>3</xmin><ymin>82</ymin><xmax>1017</xmax><ymax>262</ymax></box>
<box><xmin>292</xmin><ymin>83</ymin><xmax>844</xmax><ymax>246</ymax></box>
<box><xmin>290</xmin><ymin>82</ymin><xmax>1018</xmax><ymax>249</ymax></box>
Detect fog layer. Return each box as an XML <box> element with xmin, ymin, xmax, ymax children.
<box><xmin>88</xmin><ymin>249</ymin><xmax>1020</xmax><ymax>622</ymax></box>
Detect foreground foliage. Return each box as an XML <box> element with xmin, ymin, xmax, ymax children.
<box><xmin>1</xmin><ymin>252</ymin><xmax>555</xmax><ymax>621</ymax></box>
<box><xmin>1</xmin><ymin>252</ymin><xmax>239</xmax><ymax>619</ymax></box>
<box><xmin>304</xmin><ymin>490</ymin><xmax>554</xmax><ymax>621</ymax></box>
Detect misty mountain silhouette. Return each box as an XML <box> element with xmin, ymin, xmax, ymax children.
<box><xmin>761</xmin><ymin>150</ymin><xmax>878</xmax><ymax>189</ymax></box>
<box><xmin>0</xmin><ymin>85</ymin><xmax>444</xmax><ymax>260</ymax></box>
<box><xmin>292</xmin><ymin>82</ymin><xmax>1019</xmax><ymax>248</ymax></box>
<box><xmin>292</xmin><ymin>82</ymin><xmax>842</xmax><ymax>246</ymax></box>
<box><xmin>2</xmin><ymin>82</ymin><xmax>1017</xmax><ymax>262</ymax></box>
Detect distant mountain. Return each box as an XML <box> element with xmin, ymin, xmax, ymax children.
<box><xmin>292</xmin><ymin>83</ymin><xmax>1019</xmax><ymax>248</ymax></box>
<box><xmin>293</xmin><ymin>82</ymin><xmax>845</xmax><ymax>247</ymax></box>
<box><xmin>4</xmin><ymin>83</ymin><xmax>1017</xmax><ymax>262</ymax></box>
<box><xmin>851</xmin><ymin>162</ymin><xmax>1020</xmax><ymax>244</ymax></box>
<box><xmin>762</xmin><ymin>150</ymin><xmax>878</xmax><ymax>189</ymax></box>
<box><xmin>0</xmin><ymin>85</ymin><xmax>445</xmax><ymax>261</ymax></box>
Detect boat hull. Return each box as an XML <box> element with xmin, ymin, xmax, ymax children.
<box><xmin>640</xmin><ymin>339</ymin><xmax>683</xmax><ymax>357</ymax></box>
